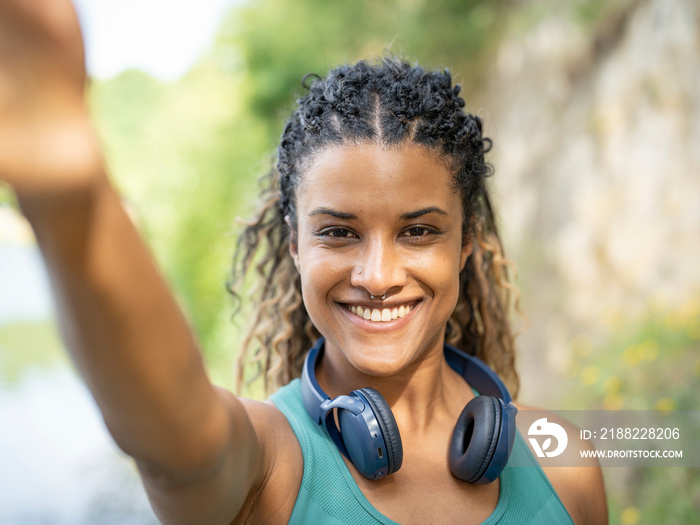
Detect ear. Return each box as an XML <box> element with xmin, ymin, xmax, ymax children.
<box><xmin>459</xmin><ymin>239</ymin><xmax>473</xmax><ymax>272</ymax></box>
<box><xmin>286</xmin><ymin>215</ymin><xmax>300</xmax><ymax>272</ymax></box>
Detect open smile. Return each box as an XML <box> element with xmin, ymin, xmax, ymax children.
<box><xmin>341</xmin><ymin>300</ymin><xmax>421</xmax><ymax>323</ymax></box>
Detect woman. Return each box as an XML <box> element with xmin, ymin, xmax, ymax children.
<box><xmin>0</xmin><ymin>0</ymin><xmax>606</xmax><ymax>523</ymax></box>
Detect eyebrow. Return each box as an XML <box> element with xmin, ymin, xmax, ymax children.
<box><xmin>399</xmin><ymin>207</ymin><xmax>449</xmax><ymax>220</ymax></box>
<box><xmin>308</xmin><ymin>206</ymin><xmax>449</xmax><ymax>220</ymax></box>
<box><xmin>308</xmin><ymin>208</ymin><xmax>357</xmax><ymax>220</ymax></box>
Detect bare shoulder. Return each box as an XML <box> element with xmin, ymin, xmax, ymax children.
<box><xmin>514</xmin><ymin>402</ymin><xmax>608</xmax><ymax>525</ymax></box>
<box><xmin>233</xmin><ymin>397</ymin><xmax>303</xmax><ymax>525</ymax></box>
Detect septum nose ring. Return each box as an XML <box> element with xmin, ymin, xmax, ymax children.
<box><xmin>356</xmin><ymin>268</ymin><xmax>386</xmax><ymax>300</ymax></box>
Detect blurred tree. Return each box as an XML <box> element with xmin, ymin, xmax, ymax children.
<box><xmin>89</xmin><ymin>62</ymin><xmax>268</xmax><ymax>375</ymax></box>
<box><xmin>217</xmin><ymin>0</ymin><xmax>511</xmax><ymax>146</ymax></box>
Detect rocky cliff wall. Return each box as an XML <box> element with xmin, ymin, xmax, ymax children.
<box><xmin>477</xmin><ymin>0</ymin><xmax>700</xmax><ymax>401</ymax></box>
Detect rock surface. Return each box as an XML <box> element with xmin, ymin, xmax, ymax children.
<box><xmin>477</xmin><ymin>0</ymin><xmax>700</xmax><ymax>401</ymax></box>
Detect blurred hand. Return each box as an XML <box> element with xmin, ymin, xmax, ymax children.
<box><xmin>0</xmin><ymin>0</ymin><xmax>101</xmax><ymax>197</ymax></box>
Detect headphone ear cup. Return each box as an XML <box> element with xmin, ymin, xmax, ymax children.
<box><xmin>449</xmin><ymin>395</ymin><xmax>502</xmax><ymax>483</ymax></box>
<box><xmin>357</xmin><ymin>388</ymin><xmax>404</xmax><ymax>474</ymax></box>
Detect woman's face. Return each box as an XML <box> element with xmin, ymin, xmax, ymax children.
<box><xmin>290</xmin><ymin>142</ymin><xmax>471</xmax><ymax>377</ymax></box>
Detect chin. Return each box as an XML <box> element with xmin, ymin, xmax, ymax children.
<box><xmin>339</xmin><ymin>337</ymin><xmax>424</xmax><ymax>377</ymax></box>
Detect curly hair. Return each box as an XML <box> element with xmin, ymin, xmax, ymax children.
<box><xmin>229</xmin><ymin>57</ymin><xmax>520</xmax><ymax>397</ymax></box>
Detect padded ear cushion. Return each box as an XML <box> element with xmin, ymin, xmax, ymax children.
<box><xmin>357</xmin><ymin>387</ymin><xmax>404</xmax><ymax>474</ymax></box>
<box><xmin>449</xmin><ymin>395</ymin><xmax>502</xmax><ymax>483</ymax></box>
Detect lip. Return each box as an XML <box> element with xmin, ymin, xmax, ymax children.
<box><xmin>337</xmin><ymin>299</ymin><xmax>422</xmax><ymax>332</ymax></box>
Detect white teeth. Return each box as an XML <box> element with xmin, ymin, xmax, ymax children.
<box><xmin>348</xmin><ymin>303</ymin><xmax>414</xmax><ymax>322</ymax></box>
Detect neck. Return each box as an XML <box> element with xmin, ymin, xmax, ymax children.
<box><xmin>316</xmin><ymin>337</ymin><xmax>474</xmax><ymax>433</ymax></box>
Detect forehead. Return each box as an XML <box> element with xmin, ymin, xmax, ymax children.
<box><xmin>297</xmin><ymin>143</ymin><xmax>459</xmax><ymax>218</ymax></box>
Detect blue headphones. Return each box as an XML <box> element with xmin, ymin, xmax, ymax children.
<box><xmin>301</xmin><ymin>337</ymin><xmax>517</xmax><ymax>484</ymax></box>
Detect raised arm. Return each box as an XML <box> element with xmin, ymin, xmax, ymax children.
<box><xmin>0</xmin><ymin>1</ymin><xmax>266</xmax><ymax>522</ymax></box>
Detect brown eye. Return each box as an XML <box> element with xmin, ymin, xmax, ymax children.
<box><xmin>319</xmin><ymin>227</ymin><xmax>356</xmax><ymax>239</ymax></box>
<box><xmin>406</xmin><ymin>227</ymin><xmax>431</xmax><ymax>236</ymax></box>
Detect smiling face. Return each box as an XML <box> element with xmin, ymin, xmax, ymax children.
<box><xmin>289</xmin><ymin>142</ymin><xmax>472</xmax><ymax>378</ymax></box>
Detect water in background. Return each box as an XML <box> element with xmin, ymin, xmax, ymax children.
<box><xmin>0</xmin><ymin>243</ymin><xmax>158</xmax><ymax>524</ymax></box>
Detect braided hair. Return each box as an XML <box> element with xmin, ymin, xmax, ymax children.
<box><xmin>230</xmin><ymin>57</ymin><xmax>520</xmax><ymax>397</ymax></box>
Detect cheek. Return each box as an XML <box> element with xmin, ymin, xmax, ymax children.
<box><xmin>411</xmin><ymin>240</ymin><xmax>463</xmax><ymax>282</ymax></box>
<box><xmin>419</xmin><ymin>244</ymin><xmax>464</xmax><ymax>311</ymax></box>
<box><xmin>436</xmin><ymin>259</ymin><xmax>463</xmax><ymax>299</ymax></box>
<box><xmin>297</xmin><ymin>244</ymin><xmax>345</xmax><ymax>298</ymax></box>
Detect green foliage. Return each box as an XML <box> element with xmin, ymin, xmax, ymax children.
<box><xmin>566</xmin><ymin>299</ymin><xmax>700</xmax><ymax>411</ymax></box>
<box><xmin>89</xmin><ymin>63</ymin><xmax>268</xmax><ymax>381</ymax></box>
<box><xmin>565</xmin><ymin>298</ymin><xmax>700</xmax><ymax>524</ymax></box>
<box><xmin>219</xmin><ymin>0</ymin><xmax>510</xmax><ymax>145</ymax></box>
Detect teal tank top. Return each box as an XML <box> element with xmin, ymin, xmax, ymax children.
<box><xmin>270</xmin><ymin>379</ymin><xmax>573</xmax><ymax>525</ymax></box>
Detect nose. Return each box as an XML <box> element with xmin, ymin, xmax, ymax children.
<box><xmin>350</xmin><ymin>235</ymin><xmax>407</xmax><ymax>298</ymax></box>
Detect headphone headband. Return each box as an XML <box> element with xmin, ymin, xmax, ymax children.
<box><xmin>301</xmin><ymin>337</ymin><xmax>330</xmax><ymax>424</ymax></box>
